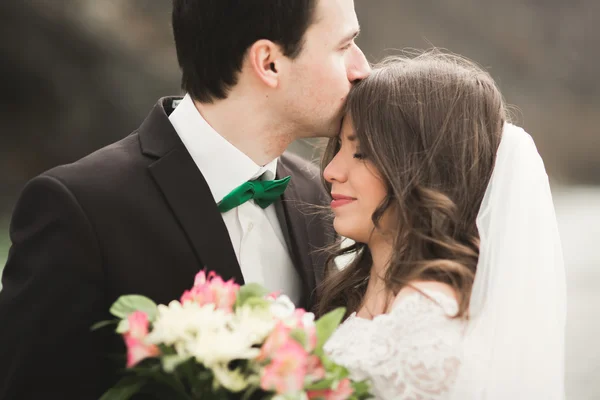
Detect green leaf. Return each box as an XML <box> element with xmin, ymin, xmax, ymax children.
<box><xmin>116</xmin><ymin>318</ymin><xmax>130</xmax><ymax>334</ymax></box>
<box><xmin>351</xmin><ymin>380</ymin><xmax>372</xmax><ymax>398</ymax></box>
<box><xmin>162</xmin><ymin>354</ymin><xmax>192</xmax><ymax>373</ymax></box>
<box><xmin>110</xmin><ymin>295</ymin><xmax>158</xmax><ymax>321</ymax></box>
<box><xmin>158</xmin><ymin>344</ymin><xmax>177</xmax><ymax>356</ymax></box>
<box><xmin>99</xmin><ymin>376</ymin><xmax>147</xmax><ymax>400</ymax></box>
<box><xmin>91</xmin><ymin>319</ymin><xmax>118</xmax><ymax>331</ymax></box>
<box><xmin>241</xmin><ymin>384</ymin><xmax>261</xmax><ymax>400</ymax></box>
<box><xmin>289</xmin><ymin>328</ymin><xmax>308</xmax><ymax>348</ymax></box>
<box><xmin>318</xmin><ymin>352</ymin><xmax>350</xmax><ymax>380</ymax></box>
<box><xmin>319</xmin><ymin>353</ymin><xmax>336</xmax><ymax>369</ymax></box>
<box><xmin>128</xmin><ymin>362</ymin><xmax>163</xmax><ymax>377</ymax></box>
<box><xmin>196</xmin><ymin>368</ymin><xmax>214</xmax><ymax>382</ymax></box>
<box><xmin>235</xmin><ymin>283</ymin><xmax>269</xmax><ymax>309</ymax></box>
<box><xmin>331</xmin><ymin>362</ymin><xmax>350</xmax><ymax>377</ymax></box>
<box><xmin>242</xmin><ymin>296</ymin><xmax>271</xmax><ymax>310</ymax></box>
<box><xmin>315</xmin><ymin>307</ymin><xmax>346</xmax><ymax>350</ymax></box>
<box><xmin>305</xmin><ymin>377</ymin><xmax>336</xmax><ymax>390</ymax></box>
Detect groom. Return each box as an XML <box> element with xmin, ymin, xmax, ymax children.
<box><xmin>0</xmin><ymin>0</ymin><xmax>370</xmax><ymax>398</ymax></box>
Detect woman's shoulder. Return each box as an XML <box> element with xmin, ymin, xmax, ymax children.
<box><xmin>391</xmin><ymin>281</ymin><xmax>460</xmax><ymax>317</ymax></box>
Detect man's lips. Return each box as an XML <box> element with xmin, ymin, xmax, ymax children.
<box><xmin>331</xmin><ymin>193</ymin><xmax>356</xmax><ymax>208</ymax></box>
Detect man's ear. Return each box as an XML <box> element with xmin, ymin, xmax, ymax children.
<box><xmin>247</xmin><ymin>39</ymin><xmax>284</xmax><ymax>89</ymax></box>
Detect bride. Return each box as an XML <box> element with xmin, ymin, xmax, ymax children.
<box><xmin>319</xmin><ymin>52</ymin><xmax>566</xmax><ymax>399</ymax></box>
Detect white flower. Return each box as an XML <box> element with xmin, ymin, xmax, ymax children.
<box><xmin>272</xmin><ymin>392</ymin><xmax>309</xmax><ymax>400</ymax></box>
<box><xmin>269</xmin><ymin>294</ymin><xmax>296</xmax><ymax>320</ymax></box>
<box><xmin>146</xmin><ymin>300</ymin><xmax>232</xmax><ymax>358</ymax></box>
<box><xmin>148</xmin><ymin>301</ymin><xmax>231</xmax><ymax>345</ymax></box>
<box><xmin>234</xmin><ymin>305</ymin><xmax>276</xmax><ymax>344</ymax></box>
<box><xmin>212</xmin><ymin>363</ymin><xmax>251</xmax><ymax>392</ymax></box>
<box><xmin>301</xmin><ymin>311</ymin><xmax>315</xmax><ymax>328</ymax></box>
<box><xmin>186</xmin><ymin>328</ymin><xmax>259</xmax><ymax>367</ymax></box>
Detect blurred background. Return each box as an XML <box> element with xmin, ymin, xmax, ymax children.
<box><xmin>0</xmin><ymin>0</ymin><xmax>598</xmax><ymax>398</ymax></box>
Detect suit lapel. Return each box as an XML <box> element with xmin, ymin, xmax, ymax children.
<box><xmin>139</xmin><ymin>98</ymin><xmax>244</xmax><ymax>284</ymax></box>
<box><xmin>275</xmin><ymin>161</ymin><xmax>317</xmax><ymax>304</ymax></box>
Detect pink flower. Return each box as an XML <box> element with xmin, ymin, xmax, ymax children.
<box><xmin>180</xmin><ymin>285</ymin><xmax>212</xmax><ymax>306</ymax></box>
<box><xmin>305</xmin><ymin>325</ymin><xmax>317</xmax><ymax>351</ymax></box>
<box><xmin>307</xmin><ymin>378</ymin><xmax>354</xmax><ymax>400</ymax></box>
<box><xmin>260</xmin><ymin>339</ymin><xmax>309</xmax><ymax>394</ymax></box>
<box><xmin>128</xmin><ymin>310</ymin><xmax>150</xmax><ymax>337</ymax></box>
<box><xmin>266</xmin><ymin>290</ymin><xmax>282</xmax><ymax>300</ymax></box>
<box><xmin>194</xmin><ymin>270</ymin><xmax>211</xmax><ymax>286</ymax></box>
<box><xmin>209</xmin><ymin>276</ymin><xmax>239</xmax><ymax>311</ymax></box>
<box><xmin>292</xmin><ymin>309</ymin><xmax>317</xmax><ymax>352</ymax></box>
<box><xmin>123</xmin><ymin>311</ymin><xmax>159</xmax><ymax>367</ymax></box>
<box><xmin>258</xmin><ymin>321</ymin><xmax>292</xmax><ymax>361</ymax></box>
<box><xmin>306</xmin><ymin>355</ymin><xmax>326</xmax><ymax>381</ymax></box>
<box><xmin>180</xmin><ymin>270</ymin><xmax>239</xmax><ymax>312</ymax></box>
<box><xmin>329</xmin><ymin>379</ymin><xmax>354</xmax><ymax>400</ymax></box>
<box><xmin>124</xmin><ymin>336</ymin><xmax>159</xmax><ymax>368</ymax></box>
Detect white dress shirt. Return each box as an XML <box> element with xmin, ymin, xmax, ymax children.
<box><xmin>168</xmin><ymin>94</ymin><xmax>301</xmax><ymax>304</ymax></box>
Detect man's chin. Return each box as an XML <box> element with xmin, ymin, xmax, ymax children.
<box><xmin>303</xmin><ymin>125</ymin><xmax>340</xmax><ymax>139</ymax></box>
<box><xmin>321</xmin><ymin>118</ymin><xmax>344</xmax><ymax>138</ymax></box>
<box><xmin>299</xmin><ymin>116</ymin><xmax>343</xmax><ymax>139</ymax></box>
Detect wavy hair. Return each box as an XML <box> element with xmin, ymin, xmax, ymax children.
<box><xmin>317</xmin><ymin>51</ymin><xmax>506</xmax><ymax>319</ymax></box>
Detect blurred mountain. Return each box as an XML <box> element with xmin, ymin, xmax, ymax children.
<box><xmin>1</xmin><ymin>0</ymin><xmax>598</xmax><ymax>211</ymax></box>
<box><xmin>355</xmin><ymin>0</ymin><xmax>600</xmax><ymax>184</ymax></box>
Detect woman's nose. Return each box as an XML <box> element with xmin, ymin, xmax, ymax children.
<box><xmin>324</xmin><ymin>154</ymin><xmax>347</xmax><ymax>184</ymax></box>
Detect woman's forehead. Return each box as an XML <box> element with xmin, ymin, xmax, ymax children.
<box><xmin>340</xmin><ymin>117</ymin><xmax>356</xmax><ymax>141</ymax></box>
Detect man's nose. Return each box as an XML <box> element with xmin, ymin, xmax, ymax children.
<box><xmin>348</xmin><ymin>45</ymin><xmax>371</xmax><ymax>83</ymax></box>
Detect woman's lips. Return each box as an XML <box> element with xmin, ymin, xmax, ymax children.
<box><xmin>331</xmin><ymin>194</ymin><xmax>356</xmax><ymax>209</ymax></box>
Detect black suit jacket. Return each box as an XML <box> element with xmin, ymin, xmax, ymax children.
<box><xmin>0</xmin><ymin>98</ymin><xmax>333</xmax><ymax>399</ymax></box>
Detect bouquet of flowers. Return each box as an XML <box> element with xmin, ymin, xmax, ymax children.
<box><xmin>95</xmin><ymin>270</ymin><xmax>371</xmax><ymax>400</ymax></box>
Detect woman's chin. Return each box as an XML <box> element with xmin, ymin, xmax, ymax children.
<box><xmin>333</xmin><ymin>219</ymin><xmax>363</xmax><ymax>243</ymax></box>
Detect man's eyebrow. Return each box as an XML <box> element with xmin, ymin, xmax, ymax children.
<box><xmin>338</xmin><ymin>27</ymin><xmax>360</xmax><ymax>46</ymax></box>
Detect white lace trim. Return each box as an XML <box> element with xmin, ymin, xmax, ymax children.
<box><xmin>324</xmin><ymin>289</ymin><xmax>465</xmax><ymax>400</ymax></box>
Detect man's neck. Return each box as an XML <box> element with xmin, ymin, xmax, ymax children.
<box><xmin>192</xmin><ymin>96</ymin><xmax>294</xmax><ymax>166</ymax></box>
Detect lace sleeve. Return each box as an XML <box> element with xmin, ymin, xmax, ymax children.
<box><xmin>325</xmin><ymin>290</ymin><xmax>465</xmax><ymax>400</ymax></box>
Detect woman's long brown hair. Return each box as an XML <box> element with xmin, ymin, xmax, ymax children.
<box><xmin>317</xmin><ymin>51</ymin><xmax>506</xmax><ymax>319</ymax></box>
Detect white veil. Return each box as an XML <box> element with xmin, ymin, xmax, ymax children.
<box><xmin>451</xmin><ymin>123</ymin><xmax>567</xmax><ymax>399</ymax></box>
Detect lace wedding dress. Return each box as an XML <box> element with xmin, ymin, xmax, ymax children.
<box><xmin>324</xmin><ymin>289</ymin><xmax>466</xmax><ymax>400</ymax></box>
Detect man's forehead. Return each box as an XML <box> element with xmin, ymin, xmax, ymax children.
<box><xmin>312</xmin><ymin>0</ymin><xmax>359</xmax><ymax>32</ymax></box>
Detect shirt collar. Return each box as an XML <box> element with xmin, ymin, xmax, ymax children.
<box><xmin>168</xmin><ymin>94</ymin><xmax>278</xmax><ymax>203</ymax></box>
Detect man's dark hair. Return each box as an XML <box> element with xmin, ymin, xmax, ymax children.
<box><xmin>172</xmin><ymin>0</ymin><xmax>318</xmax><ymax>103</ymax></box>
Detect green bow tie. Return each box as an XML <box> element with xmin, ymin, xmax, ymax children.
<box><xmin>217</xmin><ymin>176</ymin><xmax>291</xmax><ymax>213</ymax></box>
